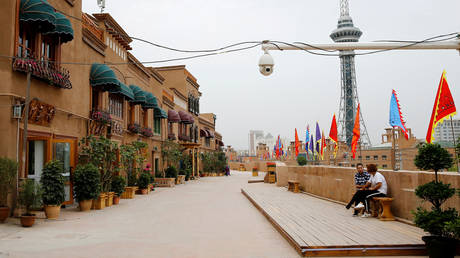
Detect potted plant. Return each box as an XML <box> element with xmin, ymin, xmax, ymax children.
<box><xmin>73</xmin><ymin>163</ymin><xmax>101</xmax><ymax>211</ymax></box>
<box><xmin>413</xmin><ymin>143</ymin><xmax>459</xmax><ymax>258</ymax></box>
<box><xmin>137</xmin><ymin>173</ymin><xmax>150</xmax><ymax>195</ymax></box>
<box><xmin>0</xmin><ymin>157</ymin><xmax>18</xmax><ymax>222</ymax></box>
<box><xmin>297</xmin><ymin>156</ymin><xmax>307</xmax><ymax>166</ymax></box>
<box><xmin>111</xmin><ymin>176</ymin><xmax>126</xmax><ymax>205</ymax></box>
<box><xmin>40</xmin><ymin>160</ymin><xmax>65</xmax><ymax>219</ymax></box>
<box><xmin>18</xmin><ymin>179</ymin><xmax>42</xmax><ymax>227</ymax></box>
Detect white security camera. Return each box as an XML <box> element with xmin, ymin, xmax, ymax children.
<box><xmin>258</xmin><ymin>50</ymin><xmax>274</xmax><ymax>76</ymax></box>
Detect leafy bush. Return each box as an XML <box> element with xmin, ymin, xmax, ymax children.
<box><xmin>111</xmin><ymin>176</ymin><xmax>126</xmax><ymax>197</ymax></box>
<box><xmin>414</xmin><ymin>143</ymin><xmax>453</xmax><ymax>182</ymax></box>
<box><xmin>413</xmin><ymin>207</ymin><xmax>458</xmax><ymax>237</ymax></box>
<box><xmin>165</xmin><ymin>166</ymin><xmax>178</xmax><ymax>179</ymax></box>
<box><xmin>148</xmin><ymin>173</ymin><xmax>155</xmax><ymax>184</ymax></box>
<box><xmin>267</xmin><ymin>162</ymin><xmax>276</xmax><ymax>168</ymax></box>
<box><xmin>0</xmin><ymin>157</ymin><xmax>18</xmax><ymax>207</ymax></box>
<box><xmin>73</xmin><ymin>163</ymin><xmax>101</xmax><ymax>202</ymax></box>
<box><xmin>444</xmin><ymin>217</ymin><xmax>460</xmax><ymax>240</ymax></box>
<box><xmin>297</xmin><ymin>156</ymin><xmax>307</xmax><ymax>166</ymax></box>
<box><xmin>137</xmin><ymin>173</ymin><xmax>150</xmax><ymax>189</ymax></box>
<box><xmin>40</xmin><ymin>160</ymin><xmax>65</xmax><ymax>206</ymax></box>
<box><xmin>415</xmin><ymin>181</ymin><xmax>456</xmax><ymax>210</ymax></box>
<box><xmin>18</xmin><ymin>179</ymin><xmax>42</xmax><ymax>216</ymax></box>
<box><xmin>185</xmin><ymin>168</ymin><xmax>191</xmax><ymax>181</ymax></box>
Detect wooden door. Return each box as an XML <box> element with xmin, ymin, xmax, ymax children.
<box><xmin>52</xmin><ymin>139</ymin><xmax>76</xmax><ymax>205</ymax></box>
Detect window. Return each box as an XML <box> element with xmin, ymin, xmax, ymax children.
<box><xmin>154</xmin><ymin>117</ymin><xmax>161</xmax><ymax>135</ymax></box>
<box><xmin>358</xmin><ymin>156</ymin><xmax>362</xmax><ymax>159</ymax></box>
<box><xmin>168</xmin><ymin>122</ymin><xmax>173</xmax><ymax>135</ymax></box>
<box><xmin>128</xmin><ymin>103</ymin><xmax>135</xmax><ymax>125</ymax></box>
<box><xmin>91</xmin><ymin>88</ymin><xmax>101</xmax><ymax>111</ymax></box>
<box><xmin>382</xmin><ymin>155</ymin><xmax>387</xmax><ymax>160</ymax></box>
<box><xmin>365</xmin><ymin>156</ymin><xmax>370</xmax><ymax>160</ymax></box>
<box><xmin>382</xmin><ymin>164</ymin><xmax>388</xmax><ymax>168</ymax></box>
<box><xmin>140</xmin><ymin>108</ymin><xmax>147</xmax><ymax>127</ymax></box>
<box><xmin>17</xmin><ymin>23</ymin><xmax>60</xmax><ymax>63</ymax></box>
<box><xmin>108</xmin><ymin>93</ymin><xmax>123</xmax><ymax>118</ymax></box>
<box><xmin>18</xmin><ymin>25</ymin><xmax>36</xmax><ymax>58</ymax></box>
<box><xmin>373</xmin><ymin>155</ymin><xmax>378</xmax><ymax>160</ymax></box>
<box><xmin>205</xmin><ymin>137</ymin><xmax>210</xmax><ymax>147</ymax></box>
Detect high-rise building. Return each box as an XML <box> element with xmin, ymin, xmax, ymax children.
<box><xmin>330</xmin><ymin>0</ymin><xmax>371</xmax><ymax>147</ymax></box>
<box><xmin>433</xmin><ymin>119</ymin><xmax>460</xmax><ymax>144</ymax></box>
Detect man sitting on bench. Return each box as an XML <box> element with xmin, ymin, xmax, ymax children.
<box><xmin>354</xmin><ymin>164</ymin><xmax>388</xmax><ymax>218</ymax></box>
<box><xmin>346</xmin><ymin>163</ymin><xmax>370</xmax><ymax>215</ymax></box>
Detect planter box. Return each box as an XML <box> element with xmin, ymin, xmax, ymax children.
<box><xmin>121</xmin><ymin>186</ymin><xmax>136</xmax><ymax>199</ymax></box>
<box><xmin>92</xmin><ymin>193</ymin><xmax>107</xmax><ymax>210</ymax></box>
<box><xmin>105</xmin><ymin>192</ymin><xmax>114</xmax><ymax>207</ymax></box>
<box><xmin>267</xmin><ymin>166</ymin><xmax>276</xmax><ymax>172</ymax></box>
<box><xmin>252</xmin><ymin>171</ymin><xmax>259</xmax><ymax>177</ymax></box>
<box><xmin>154</xmin><ymin>178</ymin><xmax>175</xmax><ymax>187</ymax></box>
<box><xmin>176</xmin><ymin>175</ymin><xmax>185</xmax><ymax>184</ymax></box>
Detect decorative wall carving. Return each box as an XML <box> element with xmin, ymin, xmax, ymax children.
<box><xmin>28</xmin><ymin>99</ymin><xmax>55</xmax><ymax>126</ymax></box>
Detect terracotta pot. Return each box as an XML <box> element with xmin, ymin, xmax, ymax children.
<box><xmin>44</xmin><ymin>205</ymin><xmax>61</xmax><ymax>219</ymax></box>
<box><xmin>141</xmin><ymin>188</ymin><xmax>148</xmax><ymax>195</ymax></box>
<box><xmin>113</xmin><ymin>195</ymin><xmax>120</xmax><ymax>205</ymax></box>
<box><xmin>0</xmin><ymin>206</ymin><xmax>9</xmax><ymax>223</ymax></box>
<box><xmin>20</xmin><ymin>215</ymin><xmax>36</xmax><ymax>227</ymax></box>
<box><xmin>79</xmin><ymin>200</ymin><xmax>92</xmax><ymax>211</ymax></box>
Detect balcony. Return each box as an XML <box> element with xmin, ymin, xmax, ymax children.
<box><xmin>168</xmin><ymin>133</ymin><xmax>176</xmax><ymax>140</ymax></box>
<box><xmin>13</xmin><ymin>57</ymin><xmax>72</xmax><ymax>89</ymax></box>
<box><xmin>178</xmin><ymin>134</ymin><xmax>190</xmax><ymax>142</ymax></box>
<box><xmin>128</xmin><ymin>123</ymin><xmax>141</xmax><ymax>134</ymax></box>
<box><xmin>91</xmin><ymin>109</ymin><xmax>112</xmax><ymax>125</ymax></box>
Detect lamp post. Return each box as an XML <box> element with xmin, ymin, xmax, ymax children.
<box><xmin>22</xmin><ymin>66</ymin><xmax>32</xmax><ymax>182</ymax></box>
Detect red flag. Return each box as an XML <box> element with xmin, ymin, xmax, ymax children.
<box><xmin>321</xmin><ymin>130</ymin><xmax>326</xmax><ymax>160</ymax></box>
<box><xmin>351</xmin><ymin>104</ymin><xmax>361</xmax><ymax>159</ymax></box>
<box><xmin>426</xmin><ymin>71</ymin><xmax>457</xmax><ymax>143</ymax></box>
<box><xmin>295</xmin><ymin>128</ymin><xmax>300</xmax><ymax>157</ymax></box>
<box><xmin>329</xmin><ymin>114</ymin><xmax>338</xmax><ymax>157</ymax></box>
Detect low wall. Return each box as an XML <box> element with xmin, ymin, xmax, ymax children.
<box><xmin>275</xmin><ymin>164</ymin><xmax>460</xmax><ymax>221</ymax></box>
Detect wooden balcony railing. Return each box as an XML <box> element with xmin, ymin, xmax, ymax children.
<box><xmin>12</xmin><ymin>57</ymin><xmax>72</xmax><ymax>89</ymax></box>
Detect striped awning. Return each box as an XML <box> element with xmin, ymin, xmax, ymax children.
<box><xmin>168</xmin><ymin>109</ymin><xmax>181</xmax><ymax>123</ymax></box>
<box><xmin>154</xmin><ymin>108</ymin><xmax>168</xmax><ymax>119</ymax></box>
<box><xmin>206</xmin><ymin>129</ymin><xmax>215</xmax><ymax>138</ymax></box>
<box><xmin>200</xmin><ymin>129</ymin><xmax>209</xmax><ymax>138</ymax></box>
<box><xmin>20</xmin><ymin>0</ymin><xmax>56</xmax><ymax>33</ymax></box>
<box><xmin>117</xmin><ymin>83</ymin><xmax>134</xmax><ymax>100</ymax></box>
<box><xmin>129</xmin><ymin>85</ymin><xmax>146</xmax><ymax>105</ymax></box>
<box><xmin>178</xmin><ymin>111</ymin><xmax>193</xmax><ymax>124</ymax></box>
<box><xmin>142</xmin><ymin>92</ymin><xmax>159</xmax><ymax>109</ymax></box>
<box><xmin>90</xmin><ymin>63</ymin><xmax>134</xmax><ymax>100</ymax></box>
<box><xmin>44</xmin><ymin>11</ymin><xmax>74</xmax><ymax>43</ymax></box>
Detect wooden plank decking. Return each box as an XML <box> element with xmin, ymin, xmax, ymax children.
<box><xmin>242</xmin><ymin>184</ymin><xmax>427</xmax><ymax>257</ymax></box>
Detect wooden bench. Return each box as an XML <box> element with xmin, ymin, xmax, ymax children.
<box><xmin>154</xmin><ymin>178</ymin><xmax>175</xmax><ymax>187</ymax></box>
<box><xmin>176</xmin><ymin>175</ymin><xmax>185</xmax><ymax>184</ymax></box>
<box><xmin>288</xmin><ymin>180</ymin><xmax>300</xmax><ymax>193</ymax></box>
<box><xmin>373</xmin><ymin>197</ymin><xmax>395</xmax><ymax>221</ymax></box>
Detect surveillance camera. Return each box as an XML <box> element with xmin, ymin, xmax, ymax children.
<box><xmin>258</xmin><ymin>51</ymin><xmax>274</xmax><ymax>76</ymax></box>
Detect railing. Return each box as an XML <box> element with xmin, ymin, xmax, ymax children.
<box><xmin>178</xmin><ymin>134</ymin><xmax>190</xmax><ymax>141</ymax></box>
<box><xmin>141</xmin><ymin>127</ymin><xmax>153</xmax><ymax>137</ymax></box>
<box><xmin>12</xmin><ymin>57</ymin><xmax>72</xmax><ymax>89</ymax></box>
<box><xmin>128</xmin><ymin>123</ymin><xmax>141</xmax><ymax>134</ymax></box>
<box><xmin>82</xmin><ymin>13</ymin><xmax>104</xmax><ymax>42</ymax></box>
<box><xmin>91</xmin><ymin>109</ymin><xmax>112</xmax><ymax>125</ymax></box>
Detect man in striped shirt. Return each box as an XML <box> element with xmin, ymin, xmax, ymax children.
<box><xmin>345</xmin><ymin>163</ymin><xmax>370</xmax><ymax>215</ymax></box>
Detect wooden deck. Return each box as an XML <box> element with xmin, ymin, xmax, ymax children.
<box><xmin>242</xmin><ymin>184</ymin><xmax>427</xmax><ymax>257</ymax></box>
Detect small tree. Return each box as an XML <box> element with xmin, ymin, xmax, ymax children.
<box><xmin>120</xmin><ymin>141</ymin><xmax>147</xmax><ymax>186</ymax></box>
<box><xmin>79</xmin><ymin>135</ymin><xmax>119</xmax><ymax>192</ymax></box>
<box><xmin>414</xmin><ymin>143</ymin><xmax>453</xmax><ymax>183</ymax></box>
<box><xmin>111</xmin><ymin>175</ymin><xmax>126</xmax><ymax>197</ymax></box>
<box><xmin>0</xmin><ymin>157</ymin><xmax>18</xmax><ymax>207</ymax></box>
<box><xmin>161</xmin><ymin>140</ymin><xmax>183</xmax><ymax>176</ymax></box>
<box><xmin>297</xmin><ymin>156</ymin><xmax>307</xmax><ymax>166</ymax></box>
<box><xmin>18</xmin><ymin>180</ymin><xmax>42</xmax><ymax>216</ymax></box>
<box><xmin>73</xmin><ymin>163</ymin><xmax>101</xmax><ymax>202</ymax></box>
<box><xmin>40</xmin><ymin>160</ymin><xmax>65</xmax><ymax>206</ymax></box>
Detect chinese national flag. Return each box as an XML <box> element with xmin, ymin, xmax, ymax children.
<box><xmin>295</xmin><ymin>128</ymin><xmax>300</xmax><ymax>157</ymax></box>
<box><xmin>351</xmin><ymin>104</ymin><xmax>361</xmax><ymax>159</ymax></box>
<box><xmin>426</xmin><ymin>71</ymin><xmax>457</xmax><ymax>143</ymax></box>
<box><xmin>329</xmin><ymin>114</ymin><xmax>338</xmax><ymax>157</ymax></box>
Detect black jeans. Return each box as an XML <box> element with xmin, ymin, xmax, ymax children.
<box><xmin>354</xmin><ymin>190</ymin><xmax>386</xmax><ymax>213</ymax></box>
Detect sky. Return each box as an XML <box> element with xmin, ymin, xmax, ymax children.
<box><xmin>82</xmin><ymin>0</ymin><xmax>460</xmax><ymax>150</ymax></box>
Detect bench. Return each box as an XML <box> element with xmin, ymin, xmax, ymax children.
<box><xmin>176</xmin><ymin>175</ymin><xmax>185</xmax><ymax>184</ymax></box>
<box><xmin>288</xmin><ymin>180</ymin><xmax>300</xmax><ymax>193</ymax></box>
<box><xmin>154</xmin><ymin>178</ymin><xmax>175</xmax><ymax>187</ymax></box>
<box><xmin>373</xmin><ymin>197</ymin><xmax>395</xmax><ymax>221</ymax></box>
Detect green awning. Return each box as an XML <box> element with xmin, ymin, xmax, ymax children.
<box><xmin>90</xmin><ymin>63</ymin><xmax>133</xmax><ymax>100</ymax></box>
<box><xmin>44</xmin><ymin>12</ymin><xmax>74</xmax><ymax>43</ymax></box>
<box><xmin>20</xmin><ymin>0</ymin><xmax>56</xmax><ymax>33</ymax></box>
<box><xmin>142</xmin><ymin>92</ymin><xmax>159</xmax><ymax>109</ymax></box>
<box><xmin>129</xmin><ymin>85</ymin><xmax>146</xmax><ymax>104</ymax></box>
<box><xmin>154</xmin><ymin>108</ymin><xmax>168</xmax><ymax>119</ymax></box>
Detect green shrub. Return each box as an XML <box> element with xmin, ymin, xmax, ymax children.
<box><xmin>40</xmin><ymin>160</ymin><xmax>65</xmax><ymax>206</ymax></box>
<box><xmin>73</xmin><ymin>163</ymin><xmax>101</xmax><ymax>202</ymax></box>
<box><xmin>185</xmin><ymin>168</ymin><xmax>191</xmax><ymax>181</ymax></box>
<box><xmin>137</xmin><ymin>173</ymin><xmax>150</xmax><ymax>189</ymax></box>
<box><xmin>18</xmin><ymin>179</ymin><xmax>42</xmax><ymax>216</ymax></box>
<box><xmin>165</xmin><ymin>166</ymin><xmax>178</xmax><ymax>179</ymax></box>
<box><xmin>0</xmin><ymin>157</ymin><xmax>18</xmax><ymax>207</ymax></box>
<box><xmin>444</xmin><ymin>217</ymin><xmax>460</xmax><ymax>240</ymax></box>
<box><xmin>414</xmin><ymin>143</ymin><xmax>453</xmax><ymax>182</ymax></box>
<box><xmin>413</xmin><ymin>207</ymin><xmax>458</xmax><ymax>237</ymax></box>
<box><xmin>148</xmin><ymin>173</ymin><xmax>155</xmax><ymax>184</ymax></box>
<box><xmin>297</xmin><ymin>156</ymin><xmax>307</xmax><ymax>166</ymax></box>
<box><xmin>415</xmin><ymin>181</ymin><xmax>456</xmax><ymax>210</ymax></box>
<box><xmin>111</xmin><ymin>176</ymin><xmax>126</xmax><ymax>197</ymax></box>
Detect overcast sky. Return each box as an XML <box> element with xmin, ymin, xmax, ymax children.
<box><xmin>82</xmin><ymin>0</ymin><xmax>460</xmax><ymax>150</ymax></box>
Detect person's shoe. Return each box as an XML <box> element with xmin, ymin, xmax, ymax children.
<box><xmin>361</xmin><ymin>212</ymin><xmax>371</xmax><ymax>218</ymax></box>
<box><xmin>354</xmin><ymin>203</ymin><xmax>364</xmax><ymax>209</ymax></box>
<box><xmin>345</xmin><ymin>203</ymin><xmax>352</xmax><ymax>209</ymax></box>
<box><xmin>352</xmin><ymin>213</ymin><xmax>358</xmax><ymax>217</ymax></box>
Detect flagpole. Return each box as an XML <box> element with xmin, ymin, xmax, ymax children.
<box><xmin>449</xmin><ymin>117</ymin><xmax>460</xmax><ymax>173</ymax></box>
<box><xmin>392</xmin><ymin>126</ymin><xmax>396</xmax><ymax>171</ymax></box>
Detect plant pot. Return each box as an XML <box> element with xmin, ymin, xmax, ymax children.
<box><xmin>422</xmin><ymin>236</ymin><xmax>458</xmax><ymax>258</ymax></box>
<box><xmin>0</xmin><ymin>206</ymin><xmax>9</xmax><ymax>223</ymax></box>
<box><xmin>20</xmin><ymin>214</ymin><xmax>36</xmax><ymax>227</ymax></box>
<box><xmin>252</xmin><ymin>171</ymin><xmax>259</xmax><ymax>177</ymax></box>
<box><xmin>79</xmin><ymin>200</ymin><xmax>92</xmax><ymax>211</ymax></box>
<box><xmin>44</xmin><ymin>205</ymin><xmax>61</xmax><ymax>219</ymax></box>
<box><xmin>113</xmin><ymin>195</ymin><xmax>120</xmax><ymax>205</ymax></box>
<box><xmin>91</xmin><ymin>193</ymin><xmax>107</xmax><ymax>210</ymax></box>
<box><xmin>105</xmin><ymin>192</ymin><xmax>114</xmax><ymax>207</ymax></box>
<box><xmin>140</xmin><ymin>188</ymin><xmax>148</xmax><ymax>195</ymax></box>
<box><xmin>121</xmin><ymin>186</ymin><xmax>136</xmax><ymax>199</ymax></box>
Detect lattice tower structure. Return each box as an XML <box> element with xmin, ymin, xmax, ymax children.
<box><xmin>330</xmin><ymin>0</ymin><xmax>371</xmax><ymax>147</ymax></box>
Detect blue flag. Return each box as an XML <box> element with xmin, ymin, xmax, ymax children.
<box><xmin>389</xmin><ymin>89</ymin><xmax>409</xmax><ymax>139</ymax></box>
<box><xmin>305</xmin><ymin>125</ymin><xmax>310</xmax><ymax>152</ymax></box>
<box><xmin>315</xmin><ymin>122</ymin><xmax>321</xmax><ymax>154</ymax></box>
<box><xmin>309</xmin><ymin>135</ymin><xmax>314</xmax><ymax>154</ymax></box>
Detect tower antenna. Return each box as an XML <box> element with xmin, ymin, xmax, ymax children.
<box><xmin>97</xmin><ymin>0</ymin><xmax>105</xmax><ymax>13</ymax></box>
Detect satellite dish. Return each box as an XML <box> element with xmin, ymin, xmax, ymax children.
<box><xmin>97</xmin><ymin>0</ymin><xmax>105</xmax><ymax>13</ymax></box>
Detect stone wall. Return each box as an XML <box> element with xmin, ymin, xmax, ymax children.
<box><xmin>229</xmin><ymin>161</ymin><xmax>460</xmax><ymax>221</ymax></box>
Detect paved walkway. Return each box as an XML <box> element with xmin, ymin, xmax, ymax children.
<box><xmin>0</xmin><ymin>172</ymin><xmax>299</xmax><ymax>258</ymax></box>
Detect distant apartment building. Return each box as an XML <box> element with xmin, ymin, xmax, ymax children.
<box><xmin>433</xmin><ymin>119</ymin><xmax>460</xmax><ymax>143</ymax></box>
